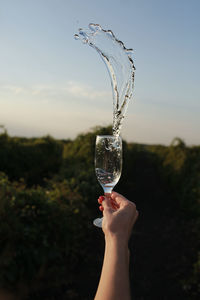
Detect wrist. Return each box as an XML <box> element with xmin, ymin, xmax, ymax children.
<box><xmin>105</xmin><ymin>234</ymin><xmax>130</xmax><ymax>265</ymax></box>
<box><xmin>105</xmin><ymin>233</ymin><xmax>129</xmax><ymax>250</ymax></box>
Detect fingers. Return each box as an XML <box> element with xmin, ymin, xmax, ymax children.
<box><xmin>111</xmin><ymin>191</ymin><xmax>130</xmax><ymax>207</ymax></box>
<box><xmin>111</xmin><ymin>192</ymin><xmax>138</xmax><ymax>220</ymax></box>
<box><xmin>97</xmin><ymin>193</ymin><xmax>138</xmax><ymax>219</ymax></box>
<box><xmin>98</xmin><ymin>195</ymin><xmax>115</xmax><ymax>214</ymax></box>
<box><xmin>98</xmin><ymin>196</ymin><xmax>104</xmax><ymax>211</ymax></box>
<box><xmin>98</xmin><ymin>195</ymin><xmax>119</xmax><ymax>211</ymax></box>
<box><xmin>110</xmin><ymin>199</ymin><xmax>120</xmax><ymax>210</ymax></box>
<box><xmin>98</xmin><ymin>196</ymin><xmax>104</xmax><ymax>204</ymax></box>
<box><xmin>98</xmin><ymin>195</ymin><xmax>110</xmax><ymax>211</ymax></box>
<box><xmin>101</xmin><ymin>195</ymin><xmax>113</xmax><ymax>210</ymax></box>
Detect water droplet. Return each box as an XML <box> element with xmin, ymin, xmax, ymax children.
<box><xmin>89</xmin><ymin>23</ymin><xmax>102</xmax><ymax>32</ymax></box>
<box><xmin>74</xmin><ymin>34</ymin><xmax>79</xmax><ymax>40</ymax></box>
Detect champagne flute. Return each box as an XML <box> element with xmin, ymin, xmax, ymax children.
<box><xmin>94</xmin><ymin>135</ymin><xmax>122</xmax><ymax>227</ymax></box>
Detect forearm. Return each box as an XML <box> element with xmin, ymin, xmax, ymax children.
<box><xmin>94</xmin><ymin>236</ymin><xmax>131</xmax><ymax>300</ymax></box>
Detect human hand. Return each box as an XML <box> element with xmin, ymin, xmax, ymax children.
<box><xmin>98</xmin><ymin>192</ymin><xmax>138</xmax><ymax>243</ymax></box>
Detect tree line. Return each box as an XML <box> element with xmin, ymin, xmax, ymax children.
<box><xmin>0</xmin><ymin>126</ymin><xmax>199</xmax><ymax>299</ymax></box>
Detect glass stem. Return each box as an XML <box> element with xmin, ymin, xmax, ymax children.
<box><xmin>103</xmin><ymin>186</ymin><xmax>113</xmax><ymax>194</ymax></box>
<box><xmin>104</xmin><ymin>188</ymin><xmax>113</xmax><ymax>202</ymax></box>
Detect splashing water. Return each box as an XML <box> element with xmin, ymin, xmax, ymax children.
<box><xmin>74</xmin><ymin>23</ymin><xmax>135</xmax><ymax>137</ymax></box>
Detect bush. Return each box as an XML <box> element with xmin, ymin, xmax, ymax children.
<box><xmin>0</xmin><ymin>127</ymin><xmax>199</xmax><ymax>299</ymax></box>
<box><xmin>0</xmin><ymin>134</ymin><xmax>63</xmax><ymax>185</ymax></box>
<box><xmin>0</xmin><ymin>173</ymin><xmax>90</xmax><ymax>299</ymax></box>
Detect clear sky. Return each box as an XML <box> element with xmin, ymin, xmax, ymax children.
<box><xmin>0</xmin><ymin>0</ymin><xmax>199</xmax><ymax>145</ymax></box>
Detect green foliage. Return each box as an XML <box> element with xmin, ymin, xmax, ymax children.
<box><xmin>0</xmin><ymin>173</ymin><xmax>89</xmax><ymax>299</ymax></box>
<box><xmin>0</xmin><ymin>127</ymin><xmax>199</xmax><ymax>299</ymax></box>
<box><xmin>0</xmin><ymin>134</ymin><xmax>63</xmax><ymax>186</ymax></box>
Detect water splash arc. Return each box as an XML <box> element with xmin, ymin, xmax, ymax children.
<box><xmin>75</xmin><ymin>23</ymin><xmax>135</xmax><ymax>137</ymax></box>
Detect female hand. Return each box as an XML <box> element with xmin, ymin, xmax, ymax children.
<box><xmin>98</xmin><ymin>192</ymin><xmax>138</xmax><ymax>243</ymax></box>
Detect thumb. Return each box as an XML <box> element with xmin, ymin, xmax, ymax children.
<box><xmin>102</xmin><ymin>195</ymin><xmax>114</xmax><ymax>214</ymax></box>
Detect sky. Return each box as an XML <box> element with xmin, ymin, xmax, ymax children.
<box><xmin>0</xmin><ymin>0</ymin><xmax>199</xmax><ymax>145</ymax></box>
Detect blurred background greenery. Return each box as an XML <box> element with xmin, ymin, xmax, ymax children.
<box><xmin>0</xmin><ymin>126</ymin><xmax>199</xmax><ymax>299</ymax></box>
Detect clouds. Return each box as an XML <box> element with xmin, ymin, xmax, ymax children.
<box><xmin>0</xmin><ymin>81</ymin><xmax>111</xmax><ymax>101</ymax></box>
<box><xmin>1</xmin><ymin>80</ymin><xmax>199</xmax><ymax>145</ymax></box>
<box><xmin>64</xmin><ymin>81</ymin><xmax>111</xmax><ymax>100</ymax></box>
<box><xmin>0</xmin><ymin>85</ymin><xmax>27</xmax><ymax>95</ymax></box>
<box><xmin>0</xmin><ymin>81</ymin><xmax>112</xmax><ymax>139</ymax></box>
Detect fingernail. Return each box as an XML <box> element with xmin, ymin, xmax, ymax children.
<box><xmin>98</xmin><ymin>196</ymin><xmax>105</xmax><ymax>202</ymax></box>
<box><xmin>98</xmin><ymin>198</ymin><xmax>102</xmax><ymax>204</ymax></box>
<box><xmin>99</xmin><ymin>205</ymin><xmax>104</xmax><ymax>211</ymax></box>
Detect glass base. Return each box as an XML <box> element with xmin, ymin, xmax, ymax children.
<box><xmin>93</xmin><ymin>217</ymin><xmax>103</xmax><ymax>228</ymax></box>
